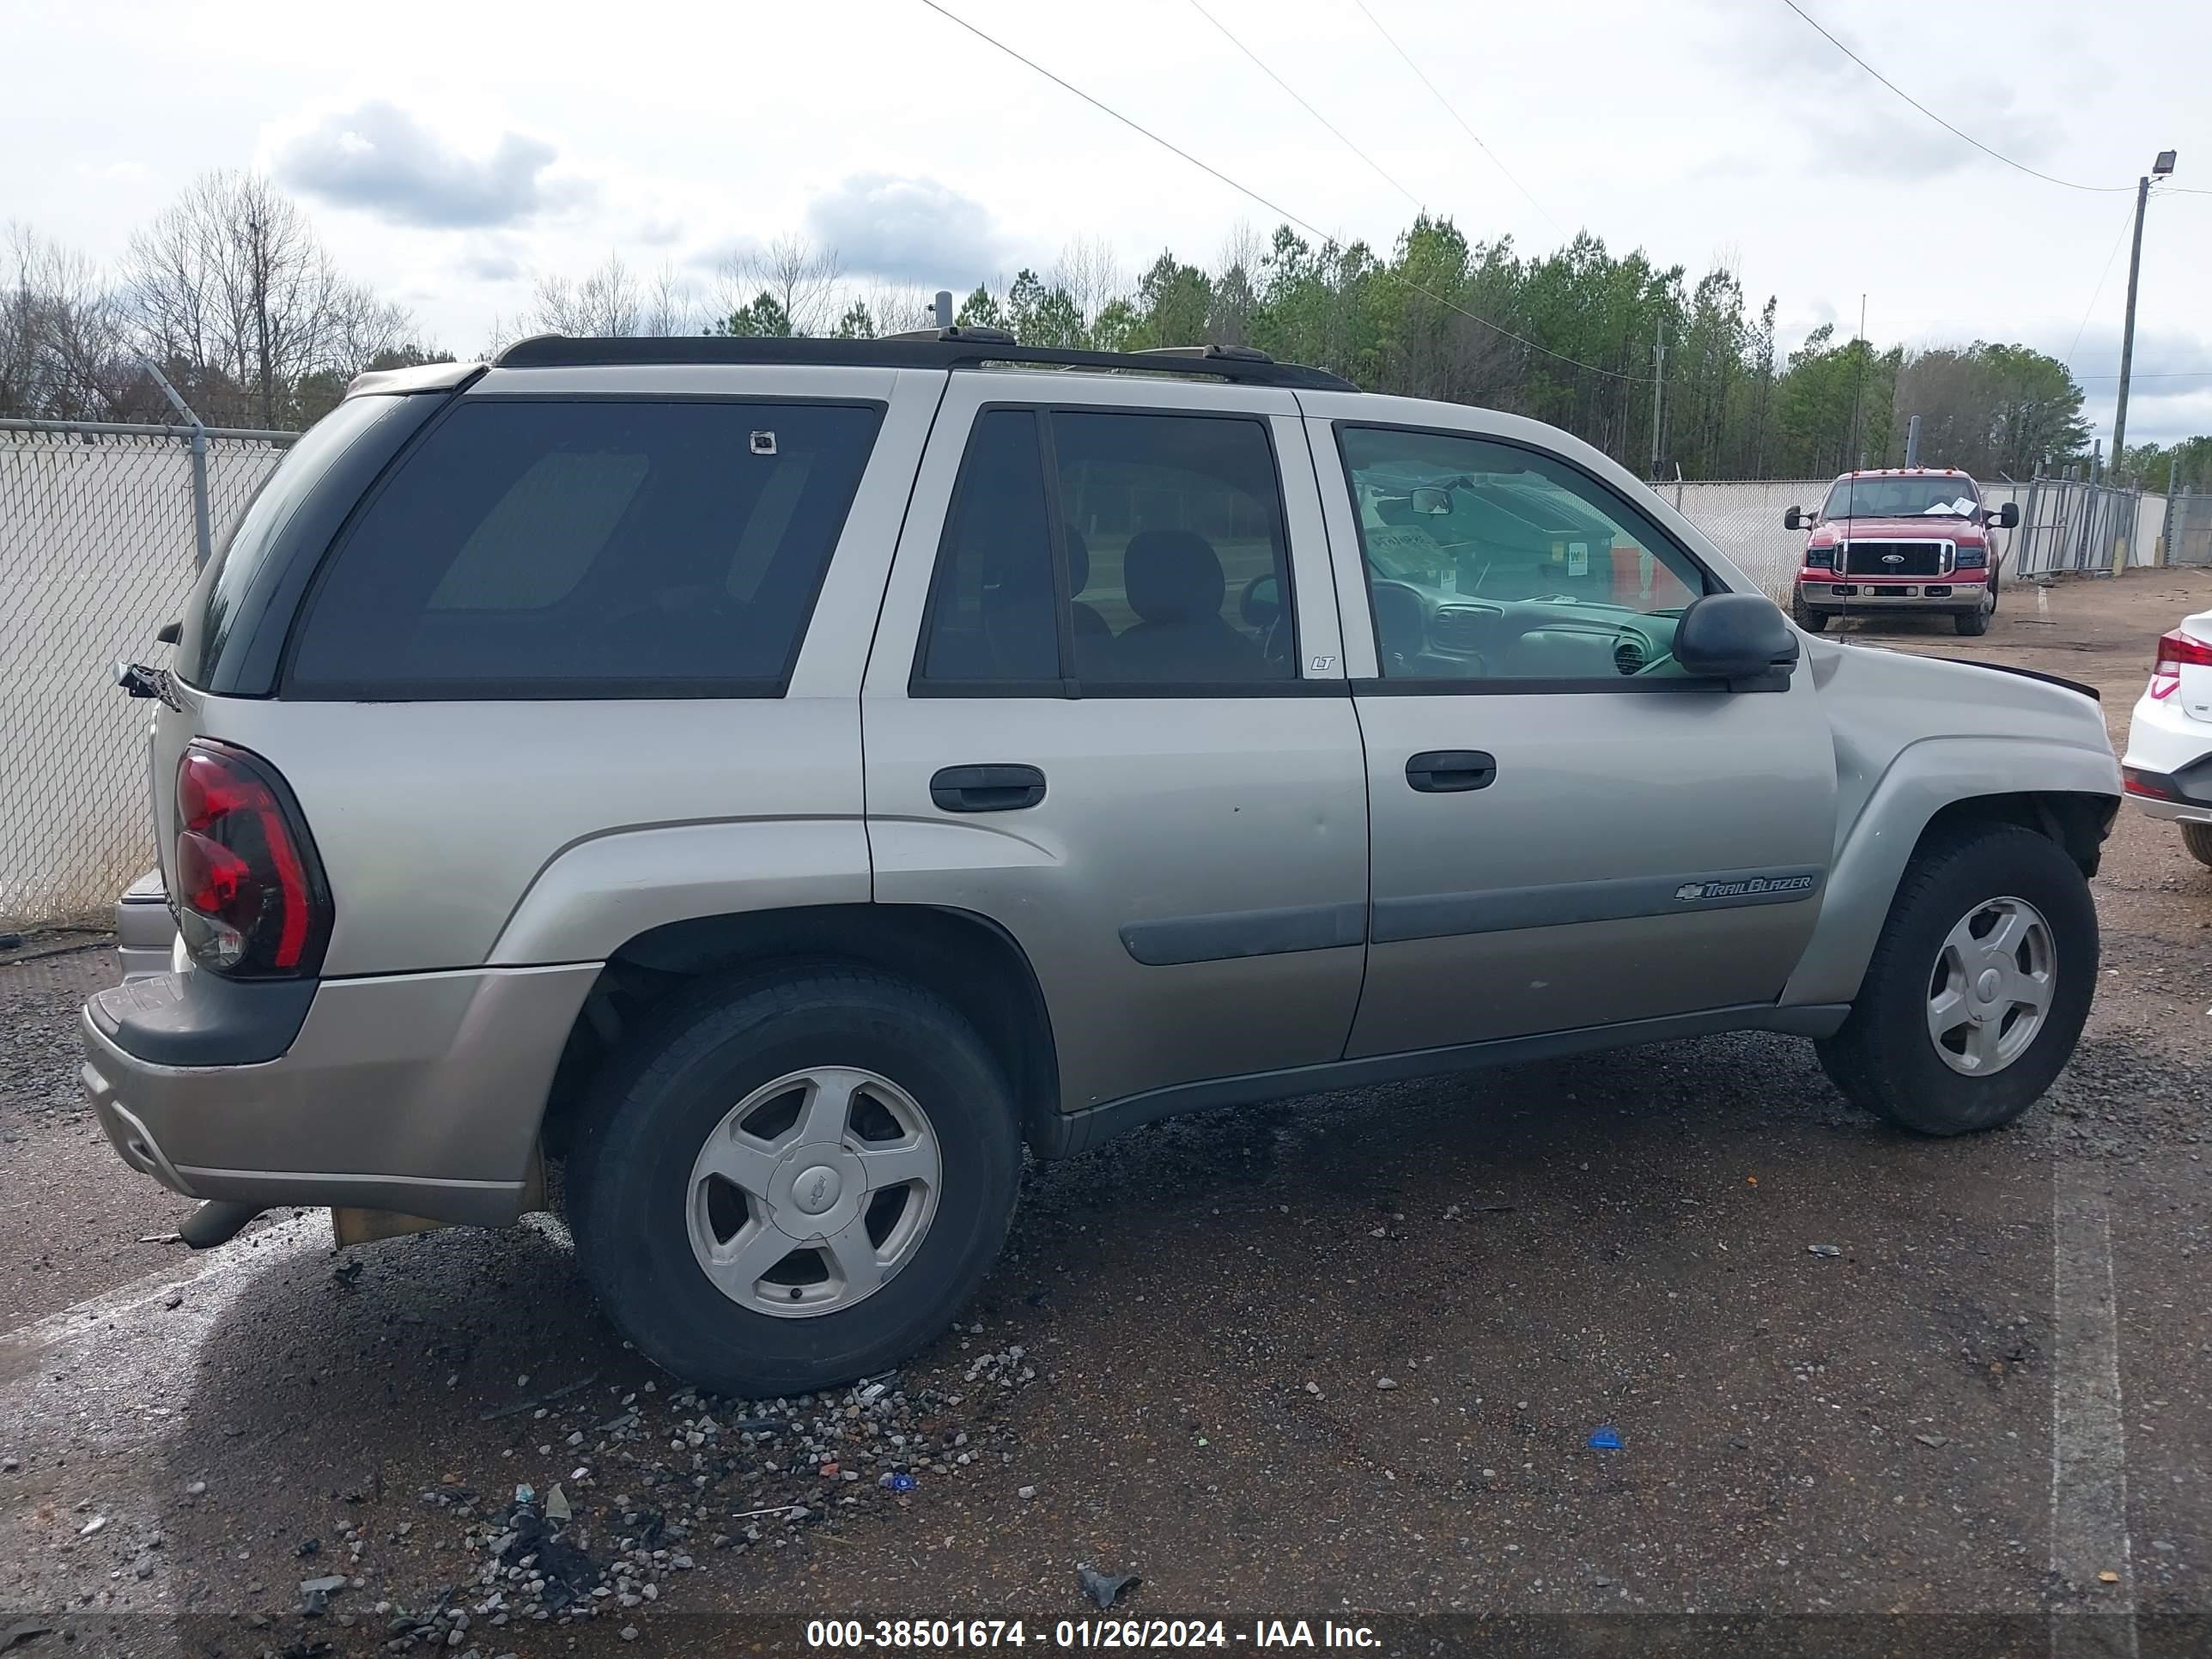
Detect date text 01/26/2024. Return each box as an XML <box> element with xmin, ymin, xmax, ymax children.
<box><xmin>805</xmin><ymin>1620</ymin><xmax>1381</xmax><ymax>1650</ymax></box>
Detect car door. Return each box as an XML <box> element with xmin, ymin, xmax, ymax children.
<box><xmin>863</xmin><ymin>373</ymin><xmax>1369</xmax><ymax>1115</ymax></box>
<box><xmin>1304</xmin><ymin>404</ymin><xmax>1838</xmax><ymax>1057</ymax></box>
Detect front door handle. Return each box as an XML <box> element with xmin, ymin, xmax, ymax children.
<box><xmin>930</xmin><ymin>763</ymin><xmax>1048</xmax><ymax>813</ymax></box>
<box><xmin>1406</xmin><ymin>750</ymin><xmax>1497</xmax><ymax>793</ymax></box>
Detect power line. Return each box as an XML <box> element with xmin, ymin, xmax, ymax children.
<box><xmin>1184</xmin><ymin>0</ymin><xmax>1423</xmax><ymax>214</ymax></box>
<box><xmin>916</xmin><ymin>0</ymin><xmax>1660</xmax><ymax>383</ymax></box>
<box><xmin>2063</xmin><ymin>199</ymin><xmax>2142</xmax><ymax>368</ymax></box>
<box><xmin>1778</xmin><ymin>0</ymin><xmax>2133</xmax><ymax>194</ymax></box>
<box><xmin>1348</xmin><ymin>0</ymin><xmax>1564</xmax><ymax>234</ymax></box>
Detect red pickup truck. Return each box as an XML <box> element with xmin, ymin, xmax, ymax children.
<box><xmin>1784</xmin><ymin>467</ymin><xmax>2020</xmax><ymax>636</ymax></box>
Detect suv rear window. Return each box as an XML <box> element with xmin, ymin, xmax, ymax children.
<box><xmin>286</xmin><ymin>398</ymin><xmax>882</xmax><ymax>697</ymax></box>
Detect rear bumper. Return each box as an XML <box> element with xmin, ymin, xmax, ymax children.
<box><xmin>81</xmin><ymin>962</ymin><xmax>600</xmax><ymax>1226</ymax></box>
<box><xmin>2122</xmin><ymin>690</ymin><xmax>2212</xmax><ymax>823</ymax></box>
<box><xmin>116</xmin><ymin>870</ymin><xmax>177</xmax><ymax>983</ymax></box>
<box><xmin>1796</xmin><ymin>577</ymin><xmax>1988</xmax><ymax>612</ymax></box>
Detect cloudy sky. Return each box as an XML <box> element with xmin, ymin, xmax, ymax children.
<box><xmin>7</xmin><ymin>0</ymin><xmax>2209</xmax><ymax>445</ymax></box>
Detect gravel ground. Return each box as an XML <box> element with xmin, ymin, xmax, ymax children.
<box><xmin>1</xmin><ymin>568</ymin><xmax>2208</xmax><ymax>1658</ymax></box>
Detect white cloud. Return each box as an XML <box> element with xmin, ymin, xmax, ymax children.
<box><xmin>273</xmin><ymin>101</ymin><xmax>584</xmax><ymax>228</ymax></box>
<box><xmin>804</xmin><ymin>173</ymin><xmax>1006</xmax><ymax>285</ymax></box>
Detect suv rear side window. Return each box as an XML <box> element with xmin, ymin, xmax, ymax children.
<box><xmin>287</xmin><ymin>398</ymin><xmax>882</xmax><ymax>697</ymax></box>
<box><xmin>915</xmin><ymin>407</ymin><xmax>1295</xmax><ymax>692</ymax></box>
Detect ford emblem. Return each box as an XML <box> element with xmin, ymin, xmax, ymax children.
<box><xmin>1881</xmin><ymin>553</ymin><xmax>1905</xmax><ymax>564</ymax></box>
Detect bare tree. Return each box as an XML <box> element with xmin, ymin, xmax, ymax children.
<box><xmin>712</xmin><ymin>235</ymin><xmax>841</xmax><ymax>337</ymax></box>
<box><xmin>1051</xmin><ymin>235</ymin><xmax>1127</xmax><ymax>338</ymax></box>
<box><xmin>1</xmin><ymin>223</ymin><xmax>137</xmax><ymax>419</ymax></box>
<box><xmin>124</xmin><ymin>172</ymin><xmax>417</xmax><ymax>428</ymax></box>
<box><xmin>643</xmin><ymin>261</ymin><xmax>697</xmax><ymax>336</ymax></box>
<box><xmin>530</xmin><ymin>252</ymin><xmax>643</xmax><ymax>337</ymax></box>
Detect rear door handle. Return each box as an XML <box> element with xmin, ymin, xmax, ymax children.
<box><xmin>1406</xmin><ymin>750</ymin><xmax>1497</xmax><ymax>793</ymax></box>
<box><xmin>930</xmin><ymin>763</ymin><xmax>1048</xmax><ymax>813</ymax></box>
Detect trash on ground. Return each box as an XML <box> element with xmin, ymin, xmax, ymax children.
<box><xmin>1807</xmin><ymin>1244</ymin><xmax>1843</xmax><ymax>1258</ymax></box>
<box><xmin>1914</xmin><ymin>1432</ymin><xmax>1949</xmax><ymax>1449</ymax></box>
<box><xmin>1588</xmin><ymin>1427</ymin><xmax>1623</xmax><ymax>1449</ymax></box>
<box><xmin>1079</xmin><ymin>1566</ymin><xmax>1140</xmax><ymax>1610</ymax></box>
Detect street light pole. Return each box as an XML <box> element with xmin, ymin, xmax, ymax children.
<box><xmin>2110</xmin><ymin>149</ymin><xmax>2176</xmax><ymax>482</ymax></box>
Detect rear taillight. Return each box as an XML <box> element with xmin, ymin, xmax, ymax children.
<box><xmin>173</xmin><ymin>740</ymin><xmax>331</xmax><ymax>977</ymax></box>
<box><xmin>2154</xmin><ymin>629</ymin><xmax>2212</xmax><ymax>677</ymax></box>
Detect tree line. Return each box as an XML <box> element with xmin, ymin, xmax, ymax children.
<box><xmin>9</xmin><ymin>171</ymin><xmax>2200</xmax><ymax>488</ymax></box>
<box><xmin>3</xmin><ymin>173</ymin><xmax>444</xmax><ymax>430</ymax></box>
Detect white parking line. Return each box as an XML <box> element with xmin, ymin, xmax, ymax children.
<box><xmin>2050</xmin><ymin>1163</ymin><xmax>2136</xmax><ymax>1659</ymax></box>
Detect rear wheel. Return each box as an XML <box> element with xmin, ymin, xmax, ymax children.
<box><xmin>570</xmin><ymin>967</ymin><xmax>1021</xmax><ymax>1396</ymax></box>
<box><xmin>1791</xmin><ymin>587</ymin><xmax>1830</xmax><ymax>633</ymax></box>
<box><xmin>1817</xmin><ymin>823</ymin><xmax>2095</xmax><ymax>1134</ymax></box>
<box><xmin>2183</xmin><ymin>822</ymin><xmax>2212</xmax><ymax>869</ymax></box>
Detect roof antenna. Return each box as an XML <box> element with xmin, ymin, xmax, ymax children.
<box><xmin>934</xmin><ymin>289</ymin><xmax>955</xmax><ymax>330</ymax></box>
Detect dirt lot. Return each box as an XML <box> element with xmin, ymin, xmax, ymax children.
<box><xmin>2</xmin><ymin>568</ymin><xmax>2208</xmax><ymax>1658</ymax></box>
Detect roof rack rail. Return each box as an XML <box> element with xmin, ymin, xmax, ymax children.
<box><xmin>489</xmin><ymin>334</ymin><xmax>1358</xmax><ymax>392</ymax></box>
<box><xmin>879</xmin><ymin>325</ymin><xmax>1018</xmax><ymax>345</ymax></box>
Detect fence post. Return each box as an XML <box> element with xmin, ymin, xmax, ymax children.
<box><xmin>140</xmin><ymin>357</ymin><xmax>214</xmax><ymax>568</ymax></box>
<box><xmin>189</xmin><ymin>428</ymin><xmax>212</xmax><ymax>569</ymax></box>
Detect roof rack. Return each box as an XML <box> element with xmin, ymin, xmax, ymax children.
<box><xmin>490</xmin><ymin>332</ymin><xmax>1358</xmax><ymax>392</ymax></box>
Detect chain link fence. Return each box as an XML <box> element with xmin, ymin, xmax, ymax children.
<box><xmin>1</xmin><ymin>419</ymin><xmax>290</xmax><ymax>931</ymax></box>
<box><xmin>2166</xmin><ymin>489</ymin><xmax>2212</xmax><ymax>567</ymax></box>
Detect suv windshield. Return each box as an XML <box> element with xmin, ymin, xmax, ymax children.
<box><xmin>1820</xmin><ymin>477</ymin><xmax>1980</xmax><ymax>520</ymax></box>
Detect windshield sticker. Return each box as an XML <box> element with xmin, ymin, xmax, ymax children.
<box><xmin>1567</xmin><ymin>541</ymin><xmax>1589</xmax><ymax>576</ymax></box>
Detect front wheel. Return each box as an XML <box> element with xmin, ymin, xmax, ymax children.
<box><xmin>1954</xmin><ymin>604</ymin><xmax>1990</xmax><ymax>636</ymax></box>
<box><xmin>569</xmin><ymin>968</ymin><xmax>1021</xmax><ymax>1396</ymax></box>
<box><xmin>1791</xmin><ymin>588</ymin><xmax>1830</xmax><ymax>633</ymax></box>
<box><xmin>2183</xmin><ymin>822</ymin><xmax>2212</xmax><ymax>869</ymax></box>
<box><xmin>1817</xmin><ymin>823</ymin><xmax>2096</xmax><ymax>1134</ymax></box>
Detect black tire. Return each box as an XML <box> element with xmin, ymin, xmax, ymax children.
<box><xmin>569</xmin><ymin>968</ymin><xmax>1021</xmax><ymax>1396</ymax></box>
<box><xmin>1791</xmin><ymin>588</ymin><xmax>1830</xmax><ymax>633</ymax></box>
<box><xmin>1954</xmin><ymin>605</ymin><xmax>1990</xmax><ymax>636</ymax></box>
<box><xmin>2183</xmin><ymin>822</ymin><xmax>2212</xmax><ymax>869</ymax></box>
<box><xmin>1816</xmin><ymin>823</ymin><xmax>2096</xmax><ymax>1135</ymax></box>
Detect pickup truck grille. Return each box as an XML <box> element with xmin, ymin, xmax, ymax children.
<box><xmin>1841</xmin><ymin>540</ymin><xmax>1950</xmax><ymax>577</ymax></box>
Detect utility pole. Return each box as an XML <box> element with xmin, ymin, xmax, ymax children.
<box><xmin>2111</xmin><ymin>149</ymin><xmax>2177</xmax><ymax>481</ymax></box>
<box><xmin>1648</xmin><ymin>330</ymin><xmax>1665</xmax><ymax>477</ymax></box>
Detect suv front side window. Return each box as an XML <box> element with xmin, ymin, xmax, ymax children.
<box><xmin>1338</xmin><ymin>426</ymin><xmax>1711</xmax><ymax>685</ymax></box>
<box><xmin>915</xmin><ymin>407</ymin><xmax>1296</xmax><ymax>693</ymax></box>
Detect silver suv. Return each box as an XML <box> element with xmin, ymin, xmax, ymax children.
<box><xmin>85</xmin><ymin>332</ymin><xmax>2121</xmax><ymax>1396</ymax></box>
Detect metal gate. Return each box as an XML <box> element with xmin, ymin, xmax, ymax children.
<box><xmin>2002</xmin><ymin>478</ymin><xmax>2142</xmax><ymax>577</ymax></box>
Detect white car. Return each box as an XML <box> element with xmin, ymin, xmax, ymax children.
<box><xmin>2121</xmin><ymin>609</ymin><xmax>2212</xmax><ymax>867</ymax></box>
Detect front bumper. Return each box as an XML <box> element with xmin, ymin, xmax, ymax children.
<box><xmin>2122</xmin><ymin>686</ymin><xmax>2212</xmax><ymax>824</ymax></box>
<box><xmin>81</xmin><ymin>962</ymin><xmax>600</xmax><ymax>1226</ymax></box>
<box><xmin>1796</xmin><ymin>576</ymin><xmax>1989</xmax><ymax>612</ymax></box>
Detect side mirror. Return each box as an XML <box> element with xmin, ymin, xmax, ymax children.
<box><xmin>1239</xmin><ymin>572</ymin><xmax>1281</xmax><ymax>630</ymax></box>
<box><xmin>1674</xmin><ymin>592</ymin><xmax>1800</xmax><ymax>688</ymax></box>
<box><xmin>1410</xmin><ymin>485</ymin><xmax>1453</xmax><ymax>516</ymax></box>
<box><xmin>1783</xmin><ymin>506</ymin><xmax>1805</xmax><ymax>531</ymax></box>
<box><xmin>1993</xmin><ymin>501</ymin><xmax>2020</xmax><ymax>529</ymax></box>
